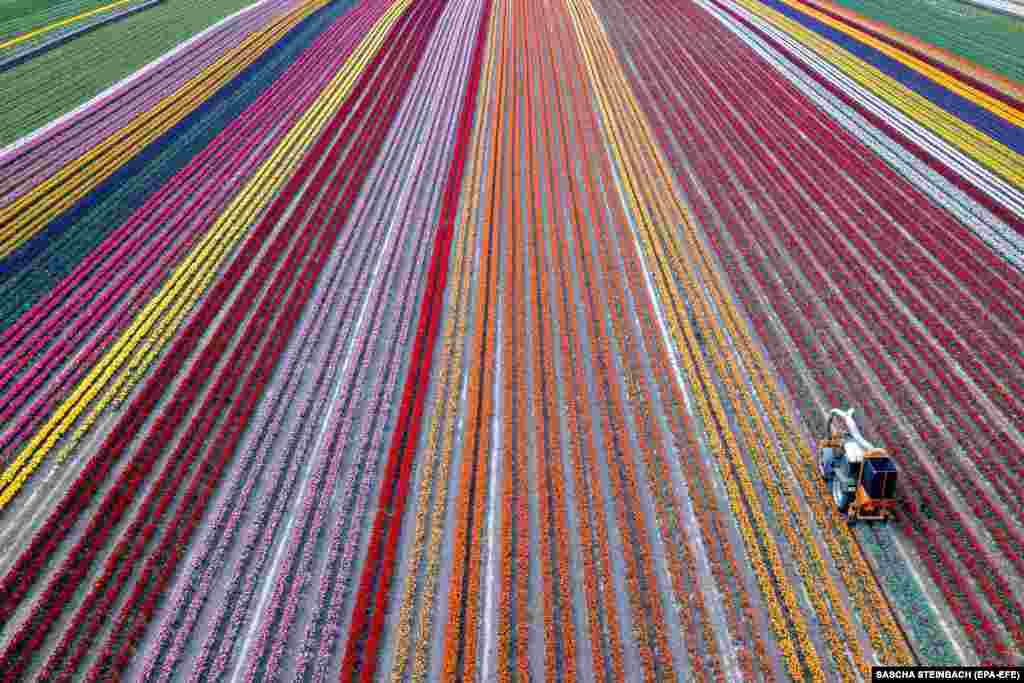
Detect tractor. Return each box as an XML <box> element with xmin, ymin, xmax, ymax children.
<box><xmin>818</xmin><ymin>408</ymin><xmax>899</xmax><ymax>522</ymax></box>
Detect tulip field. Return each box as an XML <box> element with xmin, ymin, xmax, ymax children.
<box><xmin>0</xmin><ymin>0</ymin><xmax>1021</xmax><ymax>679</ymax></box>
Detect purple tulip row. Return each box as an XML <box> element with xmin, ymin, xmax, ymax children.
<box><xmin>0</xmin><ymin>0</ymin><xmax>345</xmax><ymax>469</ymax></box>
<box><xmin>236</xmin><ymin>4</ymin><xmax>472</xmax><ymax>682</ymax></box>
<box><xmin>0</xmin><ymin>0</ymin><xmax>296</xmax><ymax>204</ymax></box>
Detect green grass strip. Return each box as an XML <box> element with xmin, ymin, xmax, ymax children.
<box><xmin>828</xmin><ymin>0</ymin><xmax>1024</xmax><ymax>84</ymax></box>
<box><xmin>0</xmin><ymin>0</ymin><xmax>262</xmax><ymax>147</ymax></box>
<box><xmin>0</xmin><ymin>0</ymin><xmax>116</xmax><ymax>39</ymax></box>
<box><xmin>861</xmin><ymin>526</ymin><xmax>962</xmax><ymax>665</ymax></box>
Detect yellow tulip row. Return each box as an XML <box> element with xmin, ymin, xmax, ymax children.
<box><xmin>732</xmin><ymin>0</ymin><xmax>1024</xmax><ymax>188</ymax></box>
<box><xmin>559</xmin><ymin>0</ymin><xmax>821</xmax><ymax>679</ymax></box>
<box><xmin>780</xmin><ymin>0</ymin><xmax>1024</xmax><ymax>128</ymax></box>
<box><xmin>0</xmin><ymin>0</ymin><xmax>414</xmax><ymax>510</ymax></box>
<box><xmin>737</xmin><ymin>310</ymin><xmax>915</xmax><ymax>666</ymax></box>
<box><xmin>0</xmin><ymin>0</ymin><xmax>330</xmax><ymax>259</ymax></box>
<box><xmin>672</xmin><ymin>221</ymin><xmax>866</xmax><ymax>682</ymax></box>
<box><xmin>559</xmin><ymin>0</ymin><xmax>918</xmax><ymax>677</ymax></box>
<box><xmin>671</xmin><ymin>255</ymin><xmax>864</xmax><ymax>680</ymax></box>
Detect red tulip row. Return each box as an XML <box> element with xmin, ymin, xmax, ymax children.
<box><xmin>608</xmin><ymin>0</ymin><xmax>1022</xmax><ymax>660</ymax></box>
<box><xmin>0</xmin><ymin>15</ymin><xmax>414</xmax><ymax>677</ymax></box>
<box><xmin>93</xmin><ymin>1</ymin><xmax>461</xmax><ymax>677</ymax></box>
<box><xmin>0</xmin><ymin>0</ymin><xmax>363</xmax><ymax>466</ymax></box>
<box><xmin>336</xmin><ymin>0</ymin><xmax>492</xmax><ymax>680</ymax></box>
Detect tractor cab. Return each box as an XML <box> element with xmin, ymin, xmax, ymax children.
<box><xmin>818</xmin><ymin>408</ymin><xmax>899</xmax><ymax>522</ymax></box>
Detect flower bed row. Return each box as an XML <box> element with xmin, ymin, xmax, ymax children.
<box><xmin>537</xmin><ymin>6</ymin><xmax>635</xmax><ymax>678</ymax></box>
<box><xmin>0</xmin><ymin>0</ymin><xmax>321</xmax><ymax>262</ymax></box>
<box><xmin>502</xmin><ymin>15</ymin><xmax>535</xmax><ymax>675</ymax></box>
<box><xmin>294</xmin><ymin>2</ymin><xmax>477</xmax><ymax>678</ymax></box>
<box><xmin>564</xmin><ymin>0</ymin><xmax>832</xmax><ymax>677</ymax></box>
<box><xmin>0</xmin><ymin>0</ymin><xmax>356</xmax><ymax>471</ymax></box>
<box><xmin>536</xmin><ymin>1</ymin><xmax>725</xmax><ymax>678</ymax></box>
<box><xmin>0</xmin><ymin>0</ymin><xmax>126</xmax><ymax>39</ymax></box>
<box><xmin>232</xmin><ymin>5</ymin><xmax>446</xmax><ymax>680</ymax></box>
<box><xmin>0</xmin><ymin>22</ymin><xmax>385</xmax><ymax>668</ymax></box>
<box><xmin>435</xmin><ymin>4</ymin><xmax>507</xmax><ymax>671</ymax></box>
<box><xmin>662</xmin><ymin>0</ymin><xmax>1020</xmax><ymax>660</ymax></box>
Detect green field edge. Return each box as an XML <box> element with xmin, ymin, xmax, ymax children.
<box><xmin>827</xmin><ymin>0</ymin><xmax>1024</xmax><ymax>84</ymax></box>
<box><xmin>0</xmin><ymin>0</ymin><xmax>263</xmax><ymax>147</ymax></box>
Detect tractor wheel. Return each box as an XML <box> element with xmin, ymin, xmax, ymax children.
<box><xmin>832</xmin><ymin>478</ymin><xmax>853</xmax><ymax>514</ymax></box>
<box><xmin>819</xmin><ymin>447</ymin><xmax>834</xmax><ymax>481</ymax></box>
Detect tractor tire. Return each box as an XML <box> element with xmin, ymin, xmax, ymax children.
<box><xmin>832</xmin><ymin>477</ymin><xmax>853</xmax><ymax>514</ymax></box>
<box><xmin>819</xmin><ymin>447</ymin><xmax>834</xmax><ymax>481</ymax></box>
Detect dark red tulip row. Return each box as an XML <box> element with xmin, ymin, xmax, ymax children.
<box><xmin>0</xmin><ymin>0</ymin><xmax>373</xmax><ymax>466</ymax></box>
<box><xmin>594</xmin><ymin>0</ymin><xmax>1024</xmax><ymax>661</ymax></box>
<box><xmin>335</xmin><ymin>0</ymin><xmax>492</xmax><ymax>680</ymax></box>
<box><xmin>0</xmin><ymin>6</ymin><xmax>433</xmax><ymax>677</ymax></box>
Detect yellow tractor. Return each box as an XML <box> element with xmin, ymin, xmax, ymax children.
<box><xmin>818</xmin><ymin>408</ymin><xmax>899</xmax><ymax>522</ymax></box>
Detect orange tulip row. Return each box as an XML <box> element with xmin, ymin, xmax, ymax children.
<box><xmin>557</xmin><ymin>0</ymin><xmax>827</xmax><ymax>677</ymax></box>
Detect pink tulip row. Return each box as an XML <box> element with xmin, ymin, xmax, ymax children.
<box><xmin>0</xmin><ymin>0</ymin><xmax>358</xmax><ymax>469</ymax></box>
<box><xmin>239</xmin><ymin>34</ymin><xmax>443</xmax><ymax>683</ymax></box>
<box><xmin>0</xmin><ymin>0</ymin><xmax>299</xmax><ymax>206</ymax></box>
<box><xmin>135</xmin><ymin>5</ymin><xmax>399</xmax><ymax>668</ymax></box>
<box><xmin>293</xmin><ymin>3</ymin><xmax>478</xmax><ymax>680</ymax></box>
